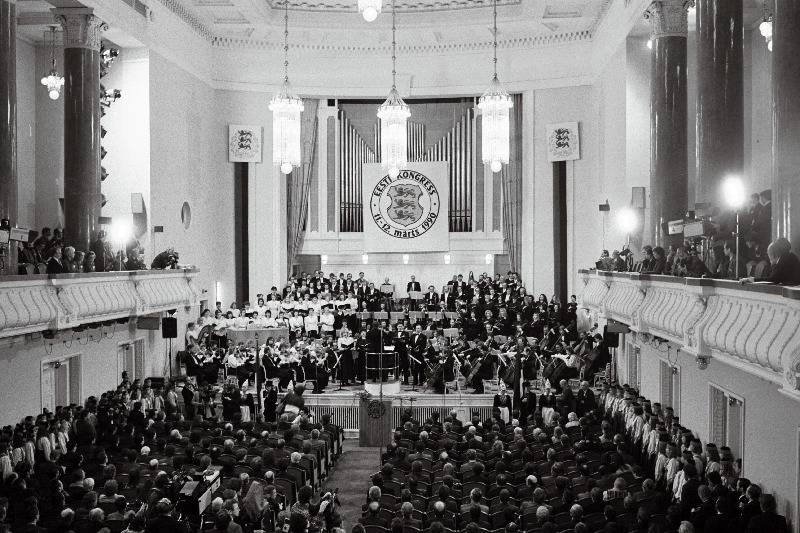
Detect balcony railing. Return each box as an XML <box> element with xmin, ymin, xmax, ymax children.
<box><xmin>578</xmin><ymin>269</ymin><xmax>800</xmax><ymax>397</ymax></box>
<box><xmin>0</xmin><ymin>269</ymin><xmax>199</xmax><ymax>339</ymax></box>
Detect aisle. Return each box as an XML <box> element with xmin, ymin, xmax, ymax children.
<box><xmin>321</xmin><ymin>442</ymin><xmax>381</xmax><ymax>531</ymax></box>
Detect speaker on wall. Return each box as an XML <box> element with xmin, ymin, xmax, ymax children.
<box><xmin>162</xmin><ymin>317</ymin><xmax>178</xmax><ymax>339</ymax></box>
<box><xmin>603</xmin><ymin>326</ymin><xmax>619</xmax><ymax>348</ymax></box>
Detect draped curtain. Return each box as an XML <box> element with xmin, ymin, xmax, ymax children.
<box><xmin>287</xmin><ymin>99</ymin><xmax>319</xmax><ymax>276</ymax></box>
<box><xmin>501</xmin><ymin>93</ymin><xmax>524</xmax><ymax>274</ymax></box>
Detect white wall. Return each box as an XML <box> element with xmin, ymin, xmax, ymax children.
<box><xmin>34</xmin><ymin>43</ymin><xmax>64</xmax><ymax>231</ymax></box>
<box><xmin>148</xmin><ymin>51</ymin><xmax>236</xmax><ymax>305</ymax></box>
<box><xmin>100</xmin><ymin>47</ymin><xmax>152</xmax><ymax>259</ymax></box>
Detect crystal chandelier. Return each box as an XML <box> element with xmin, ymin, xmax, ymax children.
<box><xmin>359</xmin><ymin>0</ymin><xmax>382</xmax><ymax>22</ymax></box>
<box><xmin>269</xmin><ymin>0</ymin><xmax>304</xmax><ymax>175</ymax></box>
<box><xmin>40</xmin><ymin>27</ymin><xmax>64</xmax><ymax>101</ymax></box>
<box><xmin>377</xmin><ymin>0</ymin><xmax>410</xmax><ymax>179</ymax></box>
<box><xmin>478</xmin><ymin>0</ymin><xmax>512</xmax><ymax>173</ymax></box>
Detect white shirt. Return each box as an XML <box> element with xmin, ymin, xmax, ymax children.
<box><xmin>289</xmin><ymin>316</ymin><xmax>304</xmax><ymax>331</ymax></box>
<box><xmin>305</xmin><ymin>315</ymin><xmax>319</xmax><ymax>332</ymax></box>
<box><xmin>320</xmin><ymin>312</ymin><xmax>335</xmax><ymax>331</ymax></box>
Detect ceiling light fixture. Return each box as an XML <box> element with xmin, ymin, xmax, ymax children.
<box><xmin>40</xmin><ymin>27</ymin><xmax>63</xmax><ymax>100</ymax></box>
<box><xmin>478</xmin><ymin>0</ymin><xmax>512</xmax><ymax>173</ymax></box>
<box><xmin>269</xmin><ymin>0</ymin><xmax>304</xmax><ymax>175</ymax></box>
<box><xmin>359</xmin><ymin>0</ymin><xmax>382</xmax><ymax>22</ymax></box>
<box><xmin>377</xmin><ymin>0</ymin><xmax>410</xmax><ymax>180</ymax></box>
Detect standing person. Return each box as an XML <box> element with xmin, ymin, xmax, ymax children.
<box><xmin>263</xmin><ymin>379</ymin><xmax>278</xmax><ymax>422</ymax></box>
<box><xmin>409</xmin><ymin>325</ymin><xmax>427</xmax><ymax>387</ymax></box>
<box><xmin>336</xmin><ymin>329</ymin><xmax>356</xmax><ymax>386</ymax></box>
<box><xmin>90</xmin><ymin>230</ymin><xmax>109</xmax><ymax>272</ymax></box>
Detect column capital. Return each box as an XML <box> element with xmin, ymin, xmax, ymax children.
<box><xmin>52</xmin><ymin>8</ymin><xmax>107</xmax><ymax>51</ymax></box>
<box><xmin>644</xmin><ymin>0</ymin><xmax>694</xmax><ymax>39</ymax></box>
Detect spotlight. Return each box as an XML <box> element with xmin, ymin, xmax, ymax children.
<box><xmin>110</xmin><ymin>219</ymin><xmax>132</xmax><ymax>245</ymax></box>
<box><xmin>617</xmin><ymin>207</ymin><xmax>638</xmax><ymax>234</ymax></box>
<box><xmin>722</xmin><ymin>176</ymin><xmax>746</xmax><ymax>209</ymax></box>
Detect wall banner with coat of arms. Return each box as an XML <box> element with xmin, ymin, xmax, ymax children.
<box><xmin>362</xmin><ymin>162</ymin><xmax>449</xmax><ymax>253</ymax></box>
<box><xmin>546</xmin><ymin>122</ymin><xmax>580</xmax><ymax>162</ymax></box>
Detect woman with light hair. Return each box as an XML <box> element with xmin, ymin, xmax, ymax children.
<box><xmin>0</xmin><ymin>455</ymin><xmax>12</xmax><ymax>479</ymax></box>
<box><xmin>242</xmin><ymin>481</ymin><xmax>266</xmax><ymax>525</ymax></box>
<box><xmin>36</xmin><ymin>426</ymin><xmax>52</xmax><ymax>462</ymax></box>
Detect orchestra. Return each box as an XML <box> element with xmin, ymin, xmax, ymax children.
<box><xmin>183</xmin><ymin>272</ymin><xmax>610</xmax><ymax>401</ymax></box>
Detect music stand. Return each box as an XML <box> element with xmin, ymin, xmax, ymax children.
<box><xmin>409</xmin><ymin>291</ymin><xmax>423</xmax><ymax>311</ymax></box>
<box><xmin>357</xmin><ymin>311</ymin><xmax>372</xmax><ymax>331</ymax></box>
<box><xmin>408</xmin><ymin>311</ymin><xmax>425</xmax><ymax>325</ymax></box>
<box><xmin>428</xmin><ymin>311</ymin><xmax>443</xmax><ymax>322</ymax></box>
<box><xmin>390</xmin><ymin>311</ymin><xmax>406</xmax><ymax>325</ymax></box>
<box><xmin>443</xmin><ymin>328</ymin><xmax>459</xmax><ymax>339</ymax></box>
<box><xmin>444</xmin><ymin>312</ymin><xmax>459</xmax><ymax>322</ymax></box>
<box><xmin>373</xmin><ymin>312</ymin><xmax>389</xmax><ymax>324</ymax></box>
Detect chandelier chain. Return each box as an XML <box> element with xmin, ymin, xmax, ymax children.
<box><xmin>391</xmin><ymin>0</ymin><xmax>397</xmax><ymax>88</ymax></box>
<box><xmin>492</xmin><ymin>0</ymin><xmax>497</xmax><ymax>78</ymax></box>
<box><xmin>284</xmin><ymin>0</ymin><xmax>289</xmax><ymax>82</ymax></box>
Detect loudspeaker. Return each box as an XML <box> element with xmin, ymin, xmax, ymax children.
<box><xmin>162</xmin><ymin>317</ymin><xmax>178</xmax><ymax>339</ymax></box>
<box><xmin>603</xmin><ymin>326</ymin><xmax>619</xmax><ymax>348</ymax></box>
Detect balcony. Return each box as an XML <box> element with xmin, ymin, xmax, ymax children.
<box><xmin>0</xmin><ymin>269</ymin><xmax>199</xmax><ymax>340</ymax></box>
<box><xmin>578</xmin><ymin>270</ymin><xmax>800</xmax><ymax>396</ymax></box>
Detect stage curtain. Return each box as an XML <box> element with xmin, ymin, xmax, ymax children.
<box><xmin>287</xmin><ymin>99</ymin><xmax>320</xmax><ymax>275</ymax></box>
<box><xmin>501</xmin><ymin>93</ymin><xmax>524</xmax><ymax>274</ymax></box>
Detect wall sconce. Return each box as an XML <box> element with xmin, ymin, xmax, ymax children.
<box><xmin>485</xmin><ymin>254</ymin><xmax>493</xmax><ymax>265</ymax></box>
<box><xmin>362</xmin><ymin>254</ymin><xmax>369</xmax><ymax>264</ymax></box>
<box><xmin>402</xmin><ymin>254</ymin><xmax>409</xmax><ymax>264</ymax></box>
<box><xmin>444</xmin><ymin>254</ymin><xmax>451</xmax><ymax>265</ymax></box>
<box><xmin>695</xmin><ymin>355</ymin><xmax>710</xmax><ymax>371</ymax></box>
<box><xmin>321</xmin><ymin>255</ymin><xmax>328</xmax><ymax>265</ymax></box>
<box><xmin>671</xmin><ymin>365</ymin><xmax>678</xmax><ymax>375</ymax></box>
<box><xmin>728</xmin><ymin>397</ymin><xmax>741</xmax><ymax>407</ymax></box>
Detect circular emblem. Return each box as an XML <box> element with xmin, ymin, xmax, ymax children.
<box><xmin>370</xmin><ymin>170</ymin><xmax>440</xmax><ymax>239</ymax></box>
<box><xmin>366</xmin><ymin>399</ymin><xmax>386</xmax><ymax>419</ymax></box>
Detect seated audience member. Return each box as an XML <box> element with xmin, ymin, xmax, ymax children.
<box><xmin>743</xmin><ymin>238</ymin><xmax>800</xmax><ymax>285</ymax></box>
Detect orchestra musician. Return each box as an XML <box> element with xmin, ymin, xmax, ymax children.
<box><xmin>424</xmin><ymin>285</ymin><xmax>440</xmax><ymax>311</ymax></box>
<box><xmin>409</xmin><ymin>324</ymin><xmax>427</xmax><ymax>386</ymax></box>
<box><xmin>355</xmin><ymin>329</ymin><xmax>370</xmax><ymax>384</ymax></box>
<box><xmin>393</xmin><ymin>322</ymin><xmax>410</xmax><ymax>385</ymax></box>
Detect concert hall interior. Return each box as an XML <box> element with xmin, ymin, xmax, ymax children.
<box><xmin>2</xmin><ymin>0</ymin><xmax>800</xmax><ymax>532</ymax></box>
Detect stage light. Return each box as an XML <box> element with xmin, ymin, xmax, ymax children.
<box><xmin>444</xmin><ymin>254</ymin><xmax>451</xmax><ymax>265</ymax></box>
<box><xmin>485</xmin><ymin>254</ymin><xmax>493</xmax><ymax>265</ymax></box>
<box><xmin>402</xmin><ymin>254</ymin><xmax>409</xmax><ymax>264</ymax></box>
<box><xmin>722</xmin><ymin>176</ymin><xmax>746</xmax><ymax>209</ymax></box>
<box><xmin>617</xmin><ymin>207</ymin><xmax>638</xmax><ymax>234</ymax></box>
<box><xmin>362</xmin><ymin>254</ymin><xmax>369</xmax><ymax>264</ymax></box>
<box><xmin>110</xmin><ymin>219</ymin><xmax>131</xmax><ymax>245</ymax></box>
<box><xmin>321</xmin><ymin>255</ymin><xmax>328</xmax><ymax>265</ymax></box>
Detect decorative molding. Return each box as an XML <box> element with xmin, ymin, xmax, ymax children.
<box><xmin>154</xmin><ymin>0</ymin><xmax>213</xmax><ymax>41</ymax></box>
<box><xmin>0</xmin><ymin>271</ymin><xmax>199</xmax><ymax>340</ymax></box>
<box><xmin>643</xmin><ymin>0</ymin><xmax>694</xmax><ymax>39</ymax></box>
<box><xmin>579</xmin><ymin>271</ymin><xmax>800</xmax><ymax>398</ymax></box>
<box><xmin>212</xmin><ymin>30</ymin><xmax>592</xmax><ymax>53</ymax></box>
<box><xmin>54</xmin><ymin>12</ymin><xmax>108</xmax><ymax>50</ymax></box>
<box><xmin>265</xmin><ymin>0</ymin><xmax>521</xmax><ymax>12</ymax></box>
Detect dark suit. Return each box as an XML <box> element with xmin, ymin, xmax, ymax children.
<box><xmin>359</xmin><ymin>513</ymin><xmax>390</xmax><ymax>528</ymax></box>
<box><xmin>47</xmin><ymin>257</ymin><xmax>65</xmax><ymax>274</ymax></box>
<box><xmin>755</xmin><ymin>253</ymin><xmax>800</xmax><ymax>285</ymax></box>
<box><xmin>424</xmin><ymin>291</ymin><xmax>440</xmax><ymax>310</ymax></box>
<box><xmin>407</xmin><ymin>281</ymin><xmax>421</xmax><ymax>293</ymax></box>
<box><xmin>745</xmin><ymin>511</ymin><xmax>787</xmax><ymax>533</ymax></box>
<box><xmin>410</xmin><ymin>333</ymin><xmax>427</xmax><ymax>385</ymax></box>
